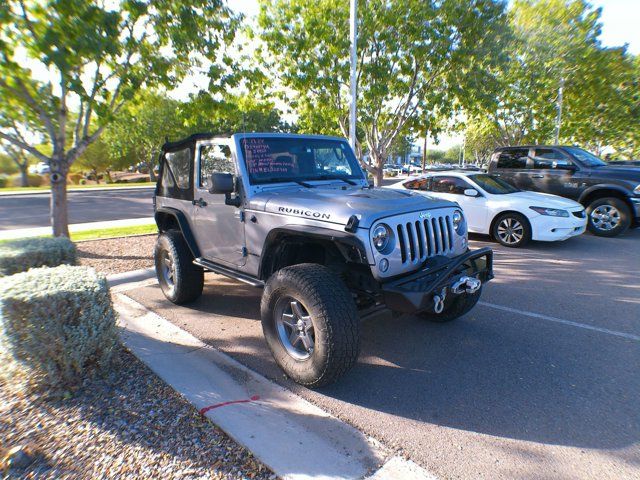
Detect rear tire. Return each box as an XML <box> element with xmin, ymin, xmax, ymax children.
<box><xmin>154</xmin><ymin>230</ymin><xmax>204</xmax><ymax>304</ymax></box>
<box><xmin>261</xmin><ymin>264</ymin><xmax>360</xmax><ymax>388</ymax></box>
<box><xmin>586</xmin><ymin>197</ymin><xmax>631</xmax><ymax>237</ymax></box>
<box><xmin>418</xmin><ymin>287</ymin><xmax>482</xmax><ymax>323</ymax></box>
<box><xmin>492</xmin><ymin>212</ymin><xmax>531</xmax><ymax>248</ymax></box>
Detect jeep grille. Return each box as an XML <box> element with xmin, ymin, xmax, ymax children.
<box><xmin>395</xmin><ymin>214</ymin><xmax>454</xmax><ymax>264</ymax></box>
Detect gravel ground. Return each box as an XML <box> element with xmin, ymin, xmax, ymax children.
<box><xmin>0</xmin><ymin>349</ymin><xmax>274</xmax><ymax>479</ymax></box>
<box><xmin>77</xmin><ymin>234</ymin><xmax>156</xmax><ymax>275</ymax></box>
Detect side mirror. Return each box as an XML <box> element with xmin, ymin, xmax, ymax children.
<box><xmin>209</xmin><ymin>172</ymin><xmax>235</xmax><ymax>194</ymax></box>
<box><xmin>553</xmin><ymin>162</ymin><xmax>577</xmax><ymax>171</ymax></box>
<box><xmin>464</xmin><ymin>188</ymin><xmax>479</xmax><ymax>197</ymax></box>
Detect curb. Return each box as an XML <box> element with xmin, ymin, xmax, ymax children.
<box><xmin>107</xmin><ymin>267</ymin><xmax>156</xmax><ymax>288</ymax></box>
<box><xmin>0</xmin><ymin>217</ymin><xmax>156</xmax><ymax>241</ymax></box>
<box><xmin>111</xmin><ymin>282</ymin><xmax>438</xmax><ymax>480</ymax></box>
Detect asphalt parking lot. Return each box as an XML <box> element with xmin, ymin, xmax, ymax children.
<box><xmin>126</xmin><ymin>229</ymin><xmax>640</xmax><ymax>479</ymax></box>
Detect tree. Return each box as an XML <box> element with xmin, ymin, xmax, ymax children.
<box><xmin>75</xmin><ymin>137</ymin><xmax>114</xmax><ymax>183</ymax></box>
<box><xmin>179</xmin><ymin>91</ymin><xmax>286</xmax><ymax>135</ymax></box>
<box><xmin>257</xmin><ymin>0</ymin><xmax>509</xmax><ymax>185</ymax></box>
<box><xmin>471</xmin><ymin>0</ymin><xmax>637</xmax><ymax>150</ymax></box>
<box><xmin>104</xmin><ymin>91</ymin><xmax>183</xmax><ymax>182</ymax></box>
<box><xmin>0</xmin><ymin>0</ymin><xmax>239</xmax><ymax>236</ymax></box>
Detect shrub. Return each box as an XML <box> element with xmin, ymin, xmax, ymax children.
<box><xmin>0</xmin><ymin>266</ymin><xmax>118</xmax><ymax>390</ymax></box>
<box><xmin>9</xmin><ymin>173</ymin><xmax>43</xmax><ymax>187</ymax></box>
<box><xmin>0</xmin><ymin>237</ymin><xmax>77</xmax><ymax>277</ymax></box>
<box><xmin>0</xmin><ymin>175</ymin><xmax>7</xmax><ymax>188</ymax></box>
<box><xmin>79</xmin><ymin>178</ymin><xmax>87</xmax><ymax>185</ymax></box>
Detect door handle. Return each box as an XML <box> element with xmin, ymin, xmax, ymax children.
<box><xmin>192</xmin><ymin>198</ymin><xmax>207</xmax><ymax>207</ymax></box>
<box><xmin>532</xmin><ymin>174</ymin><xmax>544</xmax><ymax>178</ymax></box>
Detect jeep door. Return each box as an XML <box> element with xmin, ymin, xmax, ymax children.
<box><xmin>492</xmin><ymin>148</ymin><xmax>532</xmax><ymax>190</ymax></box>
<box><xmin>529</xmin><ymin>148</ymin><xmax>582</xmax><ymax>200</ymax></box>
<box><xmin>192</xmin><ymin>140</ymin><xmax>246</xmax><ymax>267</ymax></box>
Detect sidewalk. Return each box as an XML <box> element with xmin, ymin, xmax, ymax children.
<box><xmin>110</xmin><ymin>273</ymin><xmax>437</xmax><ymax>480</ymax></box>
<box><xmin>0</xmin><ymin>217</ymin><xmax>155</xmax><ymax>240</ymax></box>
<box><xmin>0</xmin><ymin>185</ymin><xmax>154</xmax><ymax>197</ymax></box>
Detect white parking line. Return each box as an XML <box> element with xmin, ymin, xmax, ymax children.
<box><xmin>479</xmin><ymin>301</ymin><xmax>640</xmax><ymax>342</ymax></box>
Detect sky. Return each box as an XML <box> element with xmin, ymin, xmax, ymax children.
<box><xmin>228</xmin><ymin>0</ymin><xmax>639</xmax><ymax>150</ymax></box>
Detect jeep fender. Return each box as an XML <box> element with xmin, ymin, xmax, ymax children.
<box><xmin>258</xmin><ymin>226</ymin><xmax>370</xmax><ymax>281</ymax></box>
<box><xmin>155</xmin><ymin>207</ymin><xmax>201</xmax><ymax>258</ymax></box>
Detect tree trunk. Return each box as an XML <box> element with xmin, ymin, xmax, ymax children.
<box><xmin>147</xmin><ymin>158</ymin><xmax>157</xmax><ymax>182</ymax></box>
<box><xmin>51</xmin><ymin>169</ymin><xmax>70</xmax><ymax>238</ymax></box>
<box><xmin>20</xmin><ymin>166</ymin><xmax>28</xmax><ymax>187</ymax></box>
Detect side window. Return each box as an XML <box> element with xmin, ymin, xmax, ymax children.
<box><xmin>533</xmin><ymin>148</ymin><xmax>572</xmax><ymax>169</ymax></box>
<box><xmin>165</xmin><ymin>148</ymin><xmax>192</xmax><ymax>189</ymax></box>
<box><xmin>403</xmin><ymin>178</ymin><xmax>429</xmax><ymax>190</ymax></box>
<box><xmin>431</xmin><ymin>176</ymin><xmax>470</xmax><ymax>195</ymax></box>
<box><xmin>496</xmin><ymin>149</ymin><xmax>529</xmax><ymax>169</ymax></box>
<box><xmin>199</xmin><ymin>144</ymin><xmax>234</xmax><ymax>189</ymax></box>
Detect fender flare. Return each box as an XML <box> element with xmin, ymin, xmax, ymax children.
<box><xmin>578</xmin><ymin>184</ymin><xmax>631</xmax><ymax>204</ymax></box>
<box><xmin>258</xmin><ymin>225</ymin><xmax>370</xmax><ymax>280</ymax></box>
<box><xmin>154</xmin><ymin>207</ymin><xmax>201</xmax><ymax>258</ymax></box>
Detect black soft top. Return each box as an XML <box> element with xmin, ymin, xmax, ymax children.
<box><xmin>161</xmin><ymin>133</ymin><xmax>223</xmax><ymax>153</ymax></box>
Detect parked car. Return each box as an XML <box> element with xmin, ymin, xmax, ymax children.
<box><xmin>388</xmin><ymin>171</ymin><xmax>587</xmax><ymax>248</ymax></box>
<box><xmin>487</xmin><ymin>146</ymin><xmax>640</xmax><ymax>237</ymax></box>
<box><xmin>383</xmin><ymin>163</ymin><xmax>402</xmax><ymax>175</ymax></box>
<box><xmin>153</xmin><ymin>133</ymin><xmax>493</xmax><ymax>387</ymax></box>
<box><xmin>28</xmin><ymin>162</ymin><xmax>50</xmax><ymax>175</ymax></box>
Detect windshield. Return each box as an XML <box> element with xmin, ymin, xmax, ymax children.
<box><xmin>469</xmin><ymin>174</ymin><xmax>520</xmax><ymax>194</ymax></box>
<box><xmin>563</xmin><ymin>147</ymin><xmax>606</xmax><ymax>167</ymax></box>
<box><xmin>240</xmin><ymin>137</ymin><xmax>364</xmax><ymax>185</ymax></box>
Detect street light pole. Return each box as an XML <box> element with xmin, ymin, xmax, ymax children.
<box><xmin>349</xmin><ymin>0</ymin><xmax>358</xmax><ymax>152</ymax></box>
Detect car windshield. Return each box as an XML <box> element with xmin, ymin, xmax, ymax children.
<box><xmin>469</xmin><ymin>174</ymin><xmax>520</xmax><ymax>194</ymax></box>
<box><xmin>563</xmin><ymin>147</ymin><xmax>606</xmax><ymax>167</ymax></box>
<box><xmin>240</xmin><ymin>136</ymin><xmax>364</xmax><ymax>185</ymax></box>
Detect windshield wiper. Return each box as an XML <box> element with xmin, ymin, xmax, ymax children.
<box><xmin>314</xmin><ymin>175</ymin><xmax>357</xmax><ymax>186</ymax></box>
<box><xmin>256</xmin><ymin>178</ymin><xmax>315</xmax><ymax>188</ymax></box>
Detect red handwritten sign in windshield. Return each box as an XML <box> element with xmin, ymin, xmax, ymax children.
<box><xmin>242</xmin><ymin>138</ymin><xmax>296</xmax><ymax>175</ymax></box>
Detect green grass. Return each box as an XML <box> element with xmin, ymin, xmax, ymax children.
<box><xmin>72</xmin><ymin>224</ymin><xmax>157</xmax><ymax>241</ymax></box>
<box><xmin>0</xmin><ymin>224</ymin><xmax>157</xmax><ymax>244</ymax></box>
<box><xmin>0</xmin><ymin>182</ymin><xmax>155</xmax><ymax>193</ymax></box>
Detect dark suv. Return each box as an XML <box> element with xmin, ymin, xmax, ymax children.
<box><xmin>487</xmin><ymin>146</ymin><xmax>640</xmax><ymax>237</ymax></box>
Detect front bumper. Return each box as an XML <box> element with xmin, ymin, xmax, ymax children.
<box><xmin>381</xmin><ymin>247</ymin><xmax>494</xmax><ymax>313</ymax></box>
<box><xmin>530</xmin><ymin>211</ymin><xmax>587</xmax><ymax>242</ymax></box>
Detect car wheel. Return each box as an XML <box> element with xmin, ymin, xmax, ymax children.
<box><xmin>492</xmin><ymin>212</ymin><xmax>531</xmax><ymax>248</ymax></box>
<box><xmin>154</xmin><ymin>230</ymin><xmax>204</xmax><ymax>304</ymax></box>
<box><xmin>586</xmin><ymin>197</ymin><xmax>631</xmax><ymax>237</ymax></box>
<box><xmin>418</xmin><ymin>287</ymin><xmax>482</xmax><ymax>323</ymax></box>
<box><xmin>261</xmin><ymin>263</ymin><xmax>360</xmax><ymax>388</ymax></box>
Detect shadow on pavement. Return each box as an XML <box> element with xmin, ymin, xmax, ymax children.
<box><xmin>124</xmin><ymin>230</ymin><xmax>640</xmax><ymax>453</ymax></box>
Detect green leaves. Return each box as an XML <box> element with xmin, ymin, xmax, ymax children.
<box><xmin>257</xmin><ymin>0</ymin><xmax>510</xmax><ymax>182</ymax></box>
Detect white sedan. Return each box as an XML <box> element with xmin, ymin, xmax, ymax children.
<box><xmin>388</xmin><ymin>171</ymin><xmax>587</xmax><ymax>247</ymax></box>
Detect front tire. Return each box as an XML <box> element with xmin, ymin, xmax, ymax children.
<box><xmin>418</xmin><ymin>287</ymin><xmax>482</xmax><ymax>323</ymax></box>
<box><xmin>154</xmin><ymin>230</ymin><xmax>204</xmax><ymax>304</ymax></box>
<box><xmin>492</xmin><ymin>212</ymin><xmax>531</xmax><ymax>248</ymax></box>
<box><xmin>261</xmin><ymin>264</ymin><xmax>360</xmax><ymax>388</ymax></box>
<box><xmin>586</xmin><ymin>197</ymin><xmax>631</xmax><ymax>237</ymax></box>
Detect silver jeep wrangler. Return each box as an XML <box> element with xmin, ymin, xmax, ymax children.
<box><xmin>153</xmin><ymin>133</ymin><xmax>493</xmax><ymax>387</ymax></box>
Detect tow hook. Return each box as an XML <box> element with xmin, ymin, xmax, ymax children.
<box><xmin>433</xmin><ymin>287</ymin><xmax>447</xmax><ymax>314</ymax></box>
<box><xmin>451</xmin><ymin>276</ymin><xmax>482</xmax><ymax>295</ymax></box>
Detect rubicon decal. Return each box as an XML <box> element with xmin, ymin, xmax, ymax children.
<box><xmin>278</xmin><ymin>207</ymin><xmax>331</xmax><ymax>220</ymax></box>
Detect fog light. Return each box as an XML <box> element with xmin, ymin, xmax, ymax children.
<box><xmin>379</xmin><ymin>258</ymin><xmax>389</xmax><ymax>272</ymax></box>
<box><xmin>462</xmin><ymin>236</ymin><xmax>467</xmax><ymax>249</ymax></box>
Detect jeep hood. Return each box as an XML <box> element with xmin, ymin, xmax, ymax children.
<box><xmin>249</xmin><ymin>185</ymin><xmax>456</xmax><ymax>228</ymax></box>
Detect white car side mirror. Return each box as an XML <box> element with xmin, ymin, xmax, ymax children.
<box><xmin>464</xmin><ymin>188</ymin><xmax>479</xmax><ymax>197</ymax></box>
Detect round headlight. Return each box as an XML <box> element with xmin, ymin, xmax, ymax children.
<box><xmin>452</xmin><ymin>210</ymin><xmax>465</xmax><ymax>234</ymax></box>
<box><xmin>372</xmin><ymin>224</ymin><xmax>391</xmax><ymax>251</ymax></box>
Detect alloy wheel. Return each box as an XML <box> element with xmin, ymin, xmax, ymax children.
<box><xmin>275</xmin><ymin>297</ymin><xmax>315</xmax><ymax>360</ymax></box>
<box><xmin>161</xmin><ymin>251</ymin><xmax>175</xmax><ymax>288</ymax></box>
<box><xmin>591</xmin><ymin>205</ymin><xmax>621</xmax><ymax>231</ymax></box>
<box><xmin>497</xmin><ymin>217</ymin><xmax>524</xmax><ymax>245</ymax></box>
